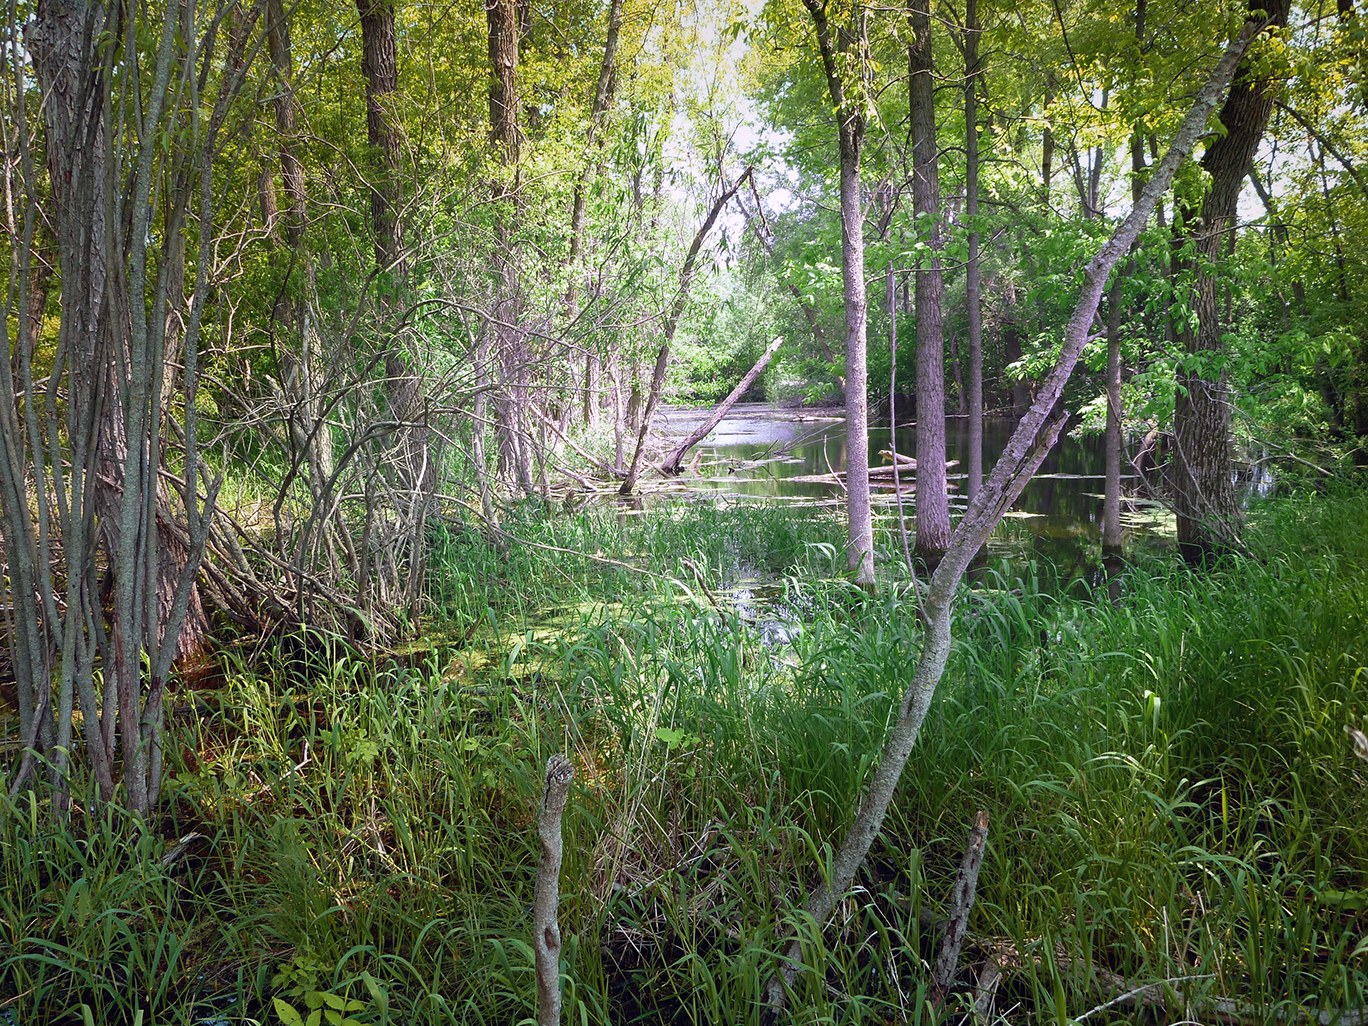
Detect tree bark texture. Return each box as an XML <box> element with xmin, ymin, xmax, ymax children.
<box><xmin>1173</xmin><ymin>0</ymin><xmax>1290</xmax><ymax>561</ymax></box>
<box><xmin>909</xmin><ymin>0</ymin><xmax>951</xmax><ymax>559</ymax></box>
<box><xmin>359</xmin><ymin>0</ymin><xmax>431</xmax><ymax>593</ymax></box>
<box><xmin>534</xmin><ymin>754</ymin><xmax>575</xmax><ymax>1026</ymax></box>
<box><xmin>930</xmin><ymin>810</ymin><xmax>990</xmax><ymax>1006</ymax></box>
<box><xmin>801</xmin><ymin>0</ymin><xmax>874</xmax><ymax>584</ymax></box>
<box><xmin>487</xmin><ymin>0</ymin><xmax>523</xmax><ymax>166</ymax></box>
<box><xmin>358</xmin><ymin>0</ymin><xmax>403</xmax><ymax>274</ymax></box>
<box><xmin>763</xmin><ymin>21</ymin><xmax>1262</xmax><ymax>1014</ymax></box>
<box><xmin>963</xmin><ymin>0</ymin><xmax>983</xmax><ymax>502</ymax></box>
<box><xmin>1103</xmin><ymin>275</ymin><xmax>1124</xmax><ymax>553</ymax></box>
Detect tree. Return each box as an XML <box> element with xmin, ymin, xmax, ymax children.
<box><xmin>800</xmin><ymin>0</ymin><xmax>875</xmax><ymax>584</ymax></box>
<box><xmin>1172</xmin><ymin>0</ymin><xmax>1291</xmax><ymax>560</ymax></box>
<box><xmin>764</xmin><ymin>15</ymin><xmax>1265</xmax><ymax>1013</ymax></box>
<box><xmin>908</xmin><ymin>0</ymin><xmax>952</xmax><ymax>559</ymax></box>
<box><xmin>5</xmin><ymin>0</ymin><xmax>258</xmax><ymax>813</ymax></box>
<box><xmin>960</xmin><ymin>0</ymin><xmax>984</xmax><ymax>502</ymax></box>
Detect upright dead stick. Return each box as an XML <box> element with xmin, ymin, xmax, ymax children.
<box><xmin>534</xmin><ymin>754</ymin><xmax>576</xmax><ymax>1026</ymax></box>
<box><xmin>930</xmin><ymin>809</ymin><xmax>989</xmax><ymax>1006</ymax></box>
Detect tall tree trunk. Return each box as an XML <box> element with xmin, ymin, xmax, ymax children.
<box><xmin>485</xmin><ymin>0</ymin><xmax>531</xmax><ymax>498</ymax></box>
<box><xmin>1103</xmin><ymin>274</ymin><xmax>1124</xmax><ymax>554</ymax></box>
<box><xmin>35</xmin><ymin>0</ymin><xmax>209</xmax><ymax>681</ymax></box>
<box><xmin>568</xmin><ymin>0</ymin><xmax>623</xmax><ymax>430</ymax></box>
<box><xmin>1173</xmin><ymin>0</ymin><xmax>1290</xmax><ymax>560</ymax></box>
<box><xmin>359</xmin><ymin>0</ymin><xmax>429</xmax><ymax>613</ymax></box>
<box><xmin>801</xmin><ymin>0</ymin><xmax>873</xmax><ymax>584</ymax></box>
<box><xmin>359</xmin><ymin>0</ymin><xmax>403</xmax><ymax>273</ymax></box>
<box><xmin>487</xmin><ymin>0</ymin><xmax>522</xmax><ymax>167</ymax></box>
<box><xmin>268</xmin><ymin>0</ymin><xmax>333</xmax><ymax>492</ymax></box>
<box><xmin>357</xmin><ymin>0</ymin><xmax>420</xmax><ymax>438</ymax></box>
<box><xmin>910</xmin><ymin>0</ymin><xmax>950</xmax><ymax>560</ymax></box>
<box><xmin>1041</xmin><ymin>74</ymin><xmax>1055</xmax><ymax>206</ymax></box>
<box><xmin>1102</xmin><ymin>7</ymin><xmax>1148</xmax><ymax>557</ymax></box>
<box><xmin>20</xmin><ymin>0</ymin><xmax>253</xmax><ymax>812</ymax></box>
<box><xmin>962</xmin><ymin>0</ymin><xmax>983</xmax><ymax>502</ymax></box>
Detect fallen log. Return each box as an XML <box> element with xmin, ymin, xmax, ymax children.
<box><xmin>661</xmin><ymin>335</ymin><xmax>786</xmax><ymax>475</ymax></box>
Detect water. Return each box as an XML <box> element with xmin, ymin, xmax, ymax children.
<box><xmin>652</xmin><ymin>403</ymin><xmax>1173</xmax><ymax>578</ymax></box>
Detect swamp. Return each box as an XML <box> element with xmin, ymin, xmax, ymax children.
<box><xmin>2</xmin><ymin>0</ymin><xmax>1367</xmax><ymax>1023</ymax></box>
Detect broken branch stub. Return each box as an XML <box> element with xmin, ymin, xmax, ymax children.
<box><xmin>535</xmin><ymin>753</ymin><xmax>575</xmax><ymax>1026</ymax></box>
<box><xmin>930</xmin><ymin>809</ymin><xmax>990</xmax><ymax>1006</ymax></box>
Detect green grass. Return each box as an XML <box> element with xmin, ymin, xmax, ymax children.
<box><xmin>2</xmin><ymin>487</ymin><xmax>1366</xmax><ymax>1024</ymax></box>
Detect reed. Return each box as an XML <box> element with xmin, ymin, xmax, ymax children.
<box><xmin>2</xmin><ymin>487</ymin><xmax>1365</xmax><ymax>1024</ymax></box>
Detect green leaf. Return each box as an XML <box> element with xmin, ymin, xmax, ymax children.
<box><xmin>273</xmin><ymin>997</ymin><xmax>304</xmax><ymax>1026</ymax></box>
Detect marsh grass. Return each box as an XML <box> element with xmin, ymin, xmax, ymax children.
<box><xmin>2</xmin><ymin>489</ymin><xmax>1366</xmax><ymax>1024</ymax></box>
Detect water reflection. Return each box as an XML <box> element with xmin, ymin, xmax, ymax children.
<box><xmin>654</xmin><ymin>404</ymin><xmax>1171</xmax><ymax>581</ymax></box>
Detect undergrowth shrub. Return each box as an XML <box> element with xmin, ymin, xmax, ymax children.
<box><xmin>2</xmin><ymin>489</ymin><xmax>1365</xmax><ymax>1024</ymax></box>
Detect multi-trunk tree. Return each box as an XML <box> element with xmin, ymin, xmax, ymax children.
<box><xmin>5</xmin><ymin>0</ymin><xmax>258</xmax><ymax>812</ymax></box>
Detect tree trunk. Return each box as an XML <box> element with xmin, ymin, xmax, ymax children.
<box><xmin>17</xmin><ymin>0</ymin><xmax>254</xmax><ymax>812</ymax></box>
<box><xmin>763</xmin><ymin>23</ymin><xmax>1262</xmax><ymax>1013</ymax></box>
<box><xmin>800</xmin><ymin>0</ymin><xmax>874</xmax><ymax>583</ymax></box>
<box><xmin>1173</xmin><ymin>0</ymin><xmax>1290</xmax><ymax>561</ymax></box>
<box><xmin>909</xmin><ymin>0</ymin><xmax>951</xmax><ymax>560</ymax></box>
<box><xmin>268</xmin><ymin>0</ymin><xmax>333</xmax><ymax>493</ymax></box>
<box><xmin>619</xmin><ymin>172</ymin><xmax>752</xmax><ymax>494</ymax></box>
<box><xmin>568</xmin><ymin>0</ymin><xmax>623</xmax><ymax>430</ymax></box>
<box><xmin>963</xmin><ymin>0</ymin><xmax>983</xmax><ymax>502</ymax></box>
<box><xmin>661</xmin><ymin>335</ymin><xmax>785</xmax><ymax>474</ymax></box>
<box><xmin>1103</xmin><ymin>274</ymin><xmax>1124</xmax><ymax>553</ymax></box>
<box><xmin>487</xmin><ymin>0</ymin><xmax>522</xmax><ymax>166</ymax></box>
<box><xmin>358</xmin><ymin>0</ymin><xmax>426</xmax><ymax>496</ymax></box>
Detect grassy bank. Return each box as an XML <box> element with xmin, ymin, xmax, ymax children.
<box><xmin>2</xmin><ymin>489</ymin><xmax>1366</xmax><ymax>1024</ymax></box>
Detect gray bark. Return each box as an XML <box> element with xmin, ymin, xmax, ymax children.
<box><xmin>764</xmin><ymin>20</ymin><xmax>1261</xmax><ymax>1013</ymax></box>
<box><xmin>930</xmin><ymin>810</ymin><xmax>990</xmax><ymax>1006</ymax></box>
<box><xmin>963</xmin><ymin>0</ymin><xmax>983</xmax><ymax>502</ymax></box>
<box><xmin>7</xmin><ymin>0</ymin><xmax>254</xmax><ymax>813</ymax></box>
<box><xmin>800</xmin><ymin>0</ymin><xmax>873</xmax><ymax>583</ymax></box>
<box><xmin>534</xmin><ymin>754</ymin><xmax>575</xmax><ymax>1026</ymax></box>
<box><xmin>909</xmin><ymin>0</ymin><xmax>951</xmax><ymax>559</ymax></box>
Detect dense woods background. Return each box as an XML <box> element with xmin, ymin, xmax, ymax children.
<box><xmin>1</xmin><ymin>0</ymin><xmax>1366</xmax><ymax>1022</ymax></box>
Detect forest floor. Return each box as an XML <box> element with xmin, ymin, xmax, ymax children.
<box><xmin>2</xmin><ymin>485</ymin><xmax>1367</xmax><ymax>1025</ymax></box>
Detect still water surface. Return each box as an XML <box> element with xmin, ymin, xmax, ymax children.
<box><xmin>651</xmin><ymin>403</ymin><xmax>1171</xmax><ymax>579</ymax></box>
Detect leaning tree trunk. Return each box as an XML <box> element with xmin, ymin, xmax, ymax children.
<box><xmin>909</xmin><ymin>0</ymin><xmax>951</xmax><ymax>560</ymax></box>
<box><xmin>763</xmin><ymin>17</ymin><xmax>1264</xmax><ymax>1015</ymax></box>
<box><xmin>1173</xmin><ymin>0</ymin><xmax>1290</xmax><ymax>561</ymax></box>
<box><xmin>800</xmin><ymin>0</ymin><xmax>874</xmax><ymax>584</ymax></box>
<box><xmin>619</xmin><ymin>172</ymin><xmax>753</xmax><ymax>494</ymax></box>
